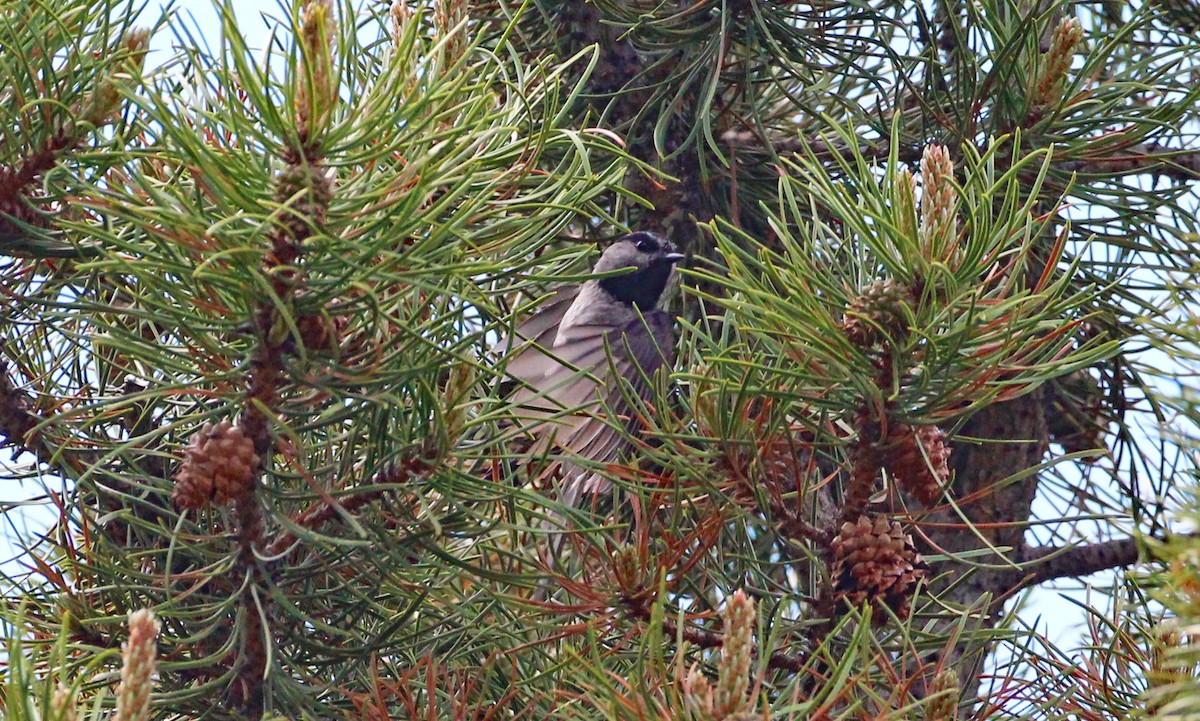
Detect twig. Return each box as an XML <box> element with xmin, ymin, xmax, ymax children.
<box><xmin>0</xmin><ymin>359</ymin><xmax>88</xmax><ymax>473</ymax></box>
<box><xmin>770</xmin><ymin>496</ymin><xmax>834</xmax><ymax>548</ymax></box>
<box><xmin>839</xmin><ymin>351</ymin><xmax>896</xmax><ymax>528</ymax></box>
<box><xmin>265</xmin><ymin>457</ymin><xmax>431</xmax><ymax>557</ymax></box>
<box><xmin>1002</xmin><ymin>532</ymin><xmax>1200</xmax><ymax>591</ymax></box>
<box><xmin>1003</xmin><ymin>535</ymin><xmax>1149</xmax><ymax>590</ymax></box>
<box><xmin>0</xmin><ymin>360</ymin><xmax>44</xmax><ymax>455</ymax></box>
<box><xmin>1058</xmin><ymin>144</ymin><xmax>1200</xmax><ymax>182</ymax></box>
<box><xmin>226</xmin><ymin>131</ymin><xmax>329</xmax><ymax>715</ymax></box>
<box><xmin>225</xmin><ymin>310</ymin><xmax>285</xmax><ymax>715</ymax></box>
<box><xmin>722</xmin><ymin>129</ymin><xmax>1200</xmax><ymax>185</ymax></box>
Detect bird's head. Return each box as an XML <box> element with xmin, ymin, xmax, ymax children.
<box><xmin>594</xmin><ymin>232</ymin><xmax>685</xmax><ymax>310</ymax></box>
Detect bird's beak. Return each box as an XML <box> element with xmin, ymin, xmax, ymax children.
<box><xmin>665</xmin><ymin>252</ymin><xmax>685</xmax><ymax>264</ymax></box>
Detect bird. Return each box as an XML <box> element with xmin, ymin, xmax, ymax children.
<box><xmin>495</xmin><ymin>231</ymin><xmax>684</xmax><ymax>529</ymax></box>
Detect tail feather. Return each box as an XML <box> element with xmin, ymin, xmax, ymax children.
<box><xmin>539</xmin><ymin>464</ymin><xmax>611</xmax><ymax>565</ymax></box>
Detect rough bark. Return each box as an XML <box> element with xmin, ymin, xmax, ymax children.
<box><xmin>923</xmin><ymin>388</ymin><xmax>1049</xmax><ymax>696</ymax></box>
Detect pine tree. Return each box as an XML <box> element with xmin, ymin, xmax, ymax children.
<box><xmin>2</xmin><ymin>0</ymin><xmax>1200</xmax><ymax>719</ymax></box>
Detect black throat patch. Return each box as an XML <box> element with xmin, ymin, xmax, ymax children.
<box><xmin>599</xmin><ymin>261</ymin><xmax>674</xmax><ymax>310</ymax></box>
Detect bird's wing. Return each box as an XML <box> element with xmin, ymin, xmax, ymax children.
<box><xmin>498</xmin><ymin>292</ymin><xmax>674</xmax><ymax>501</ymax></box>
<box><xmin>553</xmin><ymin>310</ymin><xmax>675</xmax><ymax>502</ymax></box>
<box><xmin>611</xmin><ymin>310</ymin><xmax>675</xmax><ymax>406</ymax></box>
<box><xmin>493</xmin><ymin>285</ymin><xmax>580</xmax><ymax>387</ymax></box>
<box><xmin>496</xmin><ymin>286</ymin><xmax>594</xmax><ymax>427</ymax></box>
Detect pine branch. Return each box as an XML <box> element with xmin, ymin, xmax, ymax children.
<box><xmin>0</xmin><ymin>360</ymin><xmax>44</xmax><ymax>455</ymax></box>
<box><xmin>0</xmin><ymin>130</ymin><xmax>82</xmax><ymax>255</ymax></box>
<box><xmin>1058</xmin><ymin>144</ymin><xmax>1200</xmax><ymax>181</ymax></box>
<box><xmin>226</xmin><ymin>187</ymin><xmax>314</xmax><ymax>712</ymax></box>
<box><xmin>1151</xmin><ymin>0</ymin><xmax>1200</xmax><ymax>35</ymax></box>
<box><xmin>0</xmin><ymin>130</ymin><xmax>75</xmax><ymax>204</ymax></box>
<box><xmin>934</xmin><ymin>0</ymin><xmax>966</xmax><ymax>54</ymax></box>
<box><xmin>1006</xmin><ymin>535</ymin><xmax>1148</xmax><ymax>589</ymax></box>
<box><xmin>266</xmin><ymin>456</ymin><xmax>432</xmax><ymax>557</ymax></box>
<box><xmin>722</xmin><ymin>131</ymin><xmax>1200</xmax><ymax>184</ymax></box>
<box><xmin>768</xmin><ymin>495</ymin><xmax>833</xmax><ymax>549</ymax></box>
<box><xmin>720</xmin><ymin>128</ymin><xmax>908</xmax><ymax>165</ymax></box>
<box><xmin>0</xmin><ymin>25</ymin><xmax>147</xmax><ymax>255</ymax></box>
<box><xmin>0</xmin><ymin>359</ymin><xmax>86</xmax><ymax>474</ymax></box>
<box><xmin>1001</xmin><ymin>532</ymin><xmax>1200</xmax><ymax>591</ymax></box>
<box><xmin>226</xmin><ymin>52</ymin><xmax>335</xmax><ymax>713</ymax></box>
<box><xmin>551</xmin><ymin>3</ymin><xmax>710</xmax><ymax>249</ymax></box>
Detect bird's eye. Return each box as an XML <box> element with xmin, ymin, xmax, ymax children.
<box><xmin>635</xmin><ymin>238</ymin><xmax>656</xmax><ymax>253</ymax></box>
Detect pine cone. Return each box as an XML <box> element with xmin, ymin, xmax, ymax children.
<box><xmin>172</xmin><ymin>420</ymin><xmax>259</xmax><ymax>509</ymax></box>
<box><xmin>841</xmin><ymin>278</ymin><xmax>913</xmax><ymax>347</ymax></box>
<box><xmin>170</xmin><ymin>462</ymin><xmax>212</xmax><ymax>511</ymax></box>
<box><xmin>925</xmin><ymin>668</ymin><xmax>960</xmax><ymax>721</ymax></box>
<box><xmin>886</xmin><ymin>423</ymin><xmax>951</xmax><ymax>506</ymax></box>
<box><xmin>273</xmin><ymin>163</ymin><xmax>334</xmax><ymax>243</ymax></box>
<box><xmin>296</xmin><ymin>312</ymin><xmax>335</xmax><ymax>351</ymax></box>
<box><xmin>831</xmin><ymin>515</ymin><xmax>928</xmax><ymax>623</ymax></box>
<box><xmin>714</xmin><ymin>590</ymin><xmax>755</xmax><ymax>717</ymax></box>
<box><xmin>756</xmin><ymin>436</ymin><xmax>798</xmax><ymax>487</ymax></box>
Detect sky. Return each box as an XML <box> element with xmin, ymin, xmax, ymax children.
<box><xmin>159</xmin><ymin>0</ymin><xmax>277</xmax><ymax>43</ymax></box>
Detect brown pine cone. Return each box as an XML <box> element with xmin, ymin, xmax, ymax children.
<box><xmin>756</xmin><ymin>436</ymin><xmax>800</xmax><ymax>486</ymax></box>
<box><xmin>886</xmin><ymin>423</ymin><xmax>951</xmax><ymax>506</ymax></box>
<box><xmin>831</xmin><ymin>515</ymin><xmax>928</xmax><ymax>623</ymax></box>
<box><xmin>841</xmin><ymin>278</ymin><xmax>913</xmax><ymax>347</ymax></box>
<box><xmin>296</xmin><ymin>312</ymin><xmax>336</xmax><ymax>352</ymax></box>
<box><xmin>172</xmin><ymin>420</ymin><xmax>259</xmax><ymax>509</ymax></box>
<box><xmin>171</xmin><ymin>463</ymin><xmax>213</xmax><ymax>510</ymax></box>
